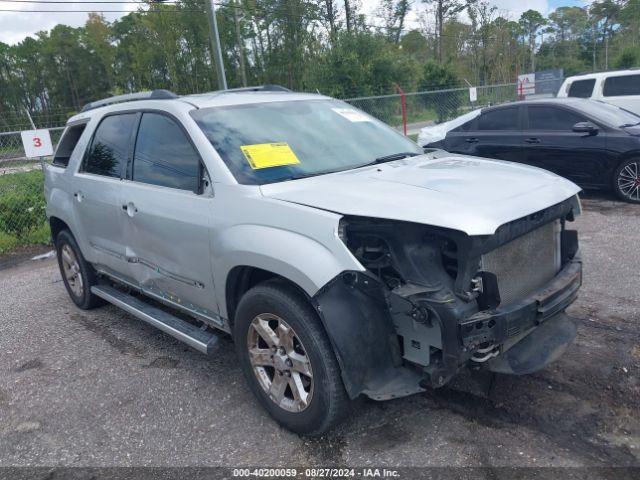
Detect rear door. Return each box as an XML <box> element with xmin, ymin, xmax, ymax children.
<box><xmin>445</xmin><ymin>106</ymin><xmax>523</xmax><ymax>161</ymax></box>
<box><xmin>73</xmin><ymin>113</ymin><xmax>137</xmax><ymax>273</ymax></box>
<box><xmin>601</xmin><ymin>74</ymin><xmax>640</xmax><ymax>115</ymax></box>
<box><xmin>522</xmin><ymin>105</ymin><xmax>609</xmax><ymax>186</ymax></box>
<box><xmin>120</xmin><ymin>111</ymin><xmax>218</xmax><ymax>317</ymax></box>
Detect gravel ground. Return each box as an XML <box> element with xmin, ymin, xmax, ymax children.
<box><xmin>0</xmin><ymin>192</ymin><xmax>638</xmax><ymax>472</ymax></box>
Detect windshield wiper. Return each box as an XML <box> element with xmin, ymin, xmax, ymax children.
<box><xmin>621</xmin><ymin>122</ymin><xmax>640</xmax><ymax>127</ymax></box>
<box><xmin>372</xmin><ymin>151</ymin><xmax>421</xmax><ymax>164</ymax></box>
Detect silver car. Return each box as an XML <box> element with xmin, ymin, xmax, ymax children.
<box><xmin>45</xmin><ymin>86</ymin><xmax>583</xmax><ymax>435</ymax></box>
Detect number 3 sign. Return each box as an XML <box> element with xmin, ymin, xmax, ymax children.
<box><xmin>20</xmin><ymin>129</ymin><xmax>54</xmax><ymax>158</ymax></box>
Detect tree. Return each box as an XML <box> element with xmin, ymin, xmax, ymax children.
<box><xmin>423</xmin><ymin>0</ymin><xmax>467</xmax><ymax>63</ymax></box>
<box><xmin>378</xmin><ymin>0</ymin><xmax>412</xmax><ymax>44</ymax></box>
<box><xmin>589</xmin><ymin>0</ymin><xmax>621</xmax><ymax>69</ymax></box>
<box><xmin>519</xmin><ymin>9</ymin><xmax>547</xmax><ymax>72</ymax></box>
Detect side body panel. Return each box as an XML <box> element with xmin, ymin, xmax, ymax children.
<box><xmin>207</xmin><ymin>184</ymin><xmax>364</xmax><ymax>319</ymax></box>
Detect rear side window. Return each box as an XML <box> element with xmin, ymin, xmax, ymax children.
<box><xmin>83</xmin><ymin>113</ymin><xmax>136</xmax><ymax>177</ymax></box>
<box><xmin>53</xmin><ymin>123</ymin><xmax>86</xmax><ymax>167</ymax></box>
<box><xmin>567</xmin><ymin>79</ymin><xmax>595</xmax><ymax>98</ymax></box>
<box><xmin>527</xmin><ymin>106</ymin><xmax>585</xmax><ymax>131</ymax></box>
<box><xmin>132</xmin><ymin>113</ymin><xmax>201</xmax><ymax>192</ymax></box>
<box><xmin>478</xmin><ymin>108</ymin><xmax>518</xmax><ymax>131</ymax></box>
<box><xmin>603</xmin><ymin>75</ymin><xmax>640</xmax><ymax>97</ymax></box>
<box><xmin>452</xmin><ymin>119</ymin><xmax>476</xmax><ymax>132</ymax></box>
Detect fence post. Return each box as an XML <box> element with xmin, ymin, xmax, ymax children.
<box><xmin>394</xmin><ymin>83</ymin><xmax>407</xmax><ymax>136</ymax></box>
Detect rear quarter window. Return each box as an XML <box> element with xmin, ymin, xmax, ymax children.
<box><xmin>603</xmin><ymin>74</ymin><xmax>640</xmax><ymax>97</ymax></box>
<box><xmin>567</xmin><ymin>79</ymin><xmax>596</xmax><ymax>98</ymax></box>
<box><xmin>53</xmin><ymin>123</ymin><xmax>87</xmax><ymax>167</ymax></box>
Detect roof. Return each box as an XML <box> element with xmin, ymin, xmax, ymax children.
<box><xmin>563</xmin><ymin>69</ymin><xmax>640</xmax><ymax>81</ymax></box>
<box><xmin>483</xmin><ymin>97</ymin><xmax>596</xmax><ymax>111</ymax></box>
<box><xmin>66</xmin><ymin>86</ymin><xmax>329</xmax><ymax>124</ymax></box>
<box><xmin>183</xmin><ymin>90</ymin><xmax>328</xmax><ymax>109</ymax></box>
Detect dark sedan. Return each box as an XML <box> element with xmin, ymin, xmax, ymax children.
<box><xmin>420</xmin><ymin>98</ymin><xmax>640</xmax><ymax>203</ymax></box>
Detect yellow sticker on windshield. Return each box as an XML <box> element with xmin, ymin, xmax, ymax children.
<box><xmin>240</xmin><ymin>142</ymin><xmax>301</xmax><ymax>170</ymax></box>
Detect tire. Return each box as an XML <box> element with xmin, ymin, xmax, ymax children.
<box><xmin>613</xmin><ymin>158</ymin><xmax>640</xmax><ymax>204</ymax></box>
<box><xmin>233</xmin><ymin>280</ymin><xmax>349</xmax><ymax>435</ymax></box>
<box><xmin>55</xmin><ymin>230</ymin><xmax>104</xmax><ymax>309</ymax></box>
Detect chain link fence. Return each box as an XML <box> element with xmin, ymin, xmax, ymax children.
<box><xmin>0</xmin><ymin>123</ymin><xmax>65</xmax><ymax>254</ymax></box>
<box><xmin>0</xmin><ymin>80</ymin><xmax>562</xmax><ymax>255</ymax></box>
<box><xmin>345</xmin><ymin>79</ymin><xmax>563</xmax><ymax>136</ymax></box>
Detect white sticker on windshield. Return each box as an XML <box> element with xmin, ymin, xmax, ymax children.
<box><xmin>332</xmin><ymin>108</ymin><xmax>372</xmax><ymax>122</ymax></box>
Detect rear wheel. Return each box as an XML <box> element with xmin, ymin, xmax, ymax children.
<box><xmin>56</xmin><ymin>230</ymin><xmax>104</xmax><ymax>309</ymax></box>
<box><xmin>234</xmin><ymin>280</ymin><xmax>349</xmax><ymax>435</ymax></box>
<box><xmin>613</xmin><ymin>159</ymin><xmax>640</xmax><ymax>203</ymax></box>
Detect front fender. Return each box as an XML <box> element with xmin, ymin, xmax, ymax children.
<box><xmin>213</xmin><ymin>224</ymin><xmax>363</xmax><ymax>318</ymax></box>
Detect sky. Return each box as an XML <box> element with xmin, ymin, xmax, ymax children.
<box><xmin>0</xmin><ymin>0</ymin><xmax>592</xmax><ymax>46</ymax></box>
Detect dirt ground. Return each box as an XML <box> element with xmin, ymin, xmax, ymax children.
<box><xmin>0</xmin><ymin>192</ymin><xmax>638</xmax><ymax>476</ymax></box>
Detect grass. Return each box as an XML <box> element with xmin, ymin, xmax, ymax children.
<box><xmin>0</xmin><ymin>169</ymin><xmax>51</xmax><ymax>254</ymax></box>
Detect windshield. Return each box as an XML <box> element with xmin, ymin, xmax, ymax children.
<box><xmin>571</xmin><ymin>100</ymin><xmax>640</xmax><ymax>127</ymax></box>
<box><xmin>191</xmin><ymin>99</ymin><xmax>423</xmax><ymax>185</ymax></box>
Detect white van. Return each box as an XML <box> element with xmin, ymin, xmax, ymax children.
<box><xmin>558</xmin><ymin>69</ymin><xmax>640</xmax><ymax>115</ymax></box>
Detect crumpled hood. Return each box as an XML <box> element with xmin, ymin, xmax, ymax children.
<box><xmin>260</xmin><ymin>153</ymin><xmax>581</xmax><ymax>236</ymax></box>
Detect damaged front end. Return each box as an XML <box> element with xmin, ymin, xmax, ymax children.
<box><xmin>312</xmin><ymin>196</ymin><xmax>582</xmax><ymax>400</ymax></box>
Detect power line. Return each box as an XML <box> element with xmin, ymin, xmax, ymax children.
<box><xmin>0</xmin><ymin>8</ymin><xmax>202</xmax><ymax>12</ymax></box>
<box><xmin>0</xmin><ymin>0</ymin><xmax>166</xmax><ymax>3</ymax></box>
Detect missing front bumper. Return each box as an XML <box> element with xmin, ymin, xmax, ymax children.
<box><xmin>459</xmin><ymin>257</ymin><xmax>582</xmax><ymax>352</ymax></box>
<box><xmin>486</xmin><ymin>312</ymin><xmax>577</xmax><ymax>375</ymax></box>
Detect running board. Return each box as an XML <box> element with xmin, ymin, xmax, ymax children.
<box><xmin>91</xmin><ymin>285</ymin><xmax>219</xmax><ymax>354</ymax></box>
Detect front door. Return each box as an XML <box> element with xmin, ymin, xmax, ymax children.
<box><xmin>121</xmin><ymin>111</ymin><xmax>218</xmax><ymax>319</ymax></box>
<box><xmin>522</xmin><ymin>105</ymin><xmax>609</xmax><ymax>187</ymax></box>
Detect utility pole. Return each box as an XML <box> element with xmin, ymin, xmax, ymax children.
<box><xmin>204</xmin><ymin>0</ymin><xmax>228</xmax><ymax>90</ymax></box>
<box><xmin>155</xmin><ymin>0</ymin><xmax>227</xmax><ymax>89</ymax></box>
<box><xmin>233</xmin><ymin>0</ymin><xmax>247</xmax><ymax>87</ymax></box>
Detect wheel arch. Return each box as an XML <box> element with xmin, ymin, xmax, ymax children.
<box><xmin>225</xmin><ymin>265</ymin><xmax>314</xmax><ymax>329</ymax></box>
<box><xmin>49</xmin><ymin>216</ymin><xmax>71</xmax><ymax>246</ymax></box>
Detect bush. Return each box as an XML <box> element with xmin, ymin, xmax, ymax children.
<box><xmin>0</xmin><ymin>190</ymin><xmax>46</xmax><ymax>238</ymax></box>
<box><xmin>614</xmin><ymin>47</ymin><xmax>640</xmax><ymax>69</ymax></box>
<box><xmin>0</xmin><ymin>170</ymin><xmax>49</xmax><ymax>253</ymax></box>
<box><xmin>418</xmin><ymin>61</ymin><xmax>463</xmax><ymax>123</ymax></box>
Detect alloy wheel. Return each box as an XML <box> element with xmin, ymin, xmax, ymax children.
<box><xmin>246</xmin><ymin>313</ymin><xmax>314</xmax><ymax>412</ymax></box>
<box><xmin>618</xmin><ymin>161</ymin><xmax>640</xmax><ymax>201</ymax></box>
<box><xmin>61</xmin><ymin>244</ymin><xmax>84</xmax><ymax>298</ymax></box>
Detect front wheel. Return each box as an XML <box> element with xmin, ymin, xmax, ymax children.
<box><xmin>613</xmin><ymin>159</ymin><xmax>640</xmax><ymax>203</ymax></box>
<box><xmin>234</xmin><ymin>280</ymin><xmax>349</xmax><ymax>435</ymax></box>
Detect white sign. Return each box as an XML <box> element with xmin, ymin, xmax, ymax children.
<box><xmin>21</xmin><ymin>129</ymin><xmax>54</xmax><ymax>158</ymax></box>
<box><xmin>517</xmin><ymin>73</ymin><xmax>536</xmax><ymax>97</ymax></box>
<box><xmin>469</xmin><ymin>87</ymin><xmax>477</xmax><ymax>102</ymax></box>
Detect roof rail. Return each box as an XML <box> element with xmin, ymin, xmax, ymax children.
<box><xmin>80</xmin><ymin>89</ymin><xmax>179</xmax><ymax>112</ymax></box>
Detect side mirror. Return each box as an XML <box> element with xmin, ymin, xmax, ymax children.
<box><xmin>572</xmin><ymin>121</ymin><xmax>598</xmax><ymax>135</ymax></box>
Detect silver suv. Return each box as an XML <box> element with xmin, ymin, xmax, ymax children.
<box><xmin>45</xmin><ymin>86</ymin><xmax>583</xmax><ymax>435</ymax></box>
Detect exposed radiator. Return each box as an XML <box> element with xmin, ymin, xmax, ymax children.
<box><xmin>481</xmin><ymin>220</ymin><xmax>561</xmax><ymax>306</ymax></box>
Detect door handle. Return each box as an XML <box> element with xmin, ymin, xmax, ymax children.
<box><xmin>465</xmin><ymin>137</ymin><xmax>479</xmax><ymax>143</ymax></box>
<box><xmin>525</xmin><ymin>137</ymin><xmax>541</xmax><ymax>144</ymax></box>
<box><xmin>122</xmin><ymin>202</ymin><xmax>138</xmax><ymax>217</ymax></box>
